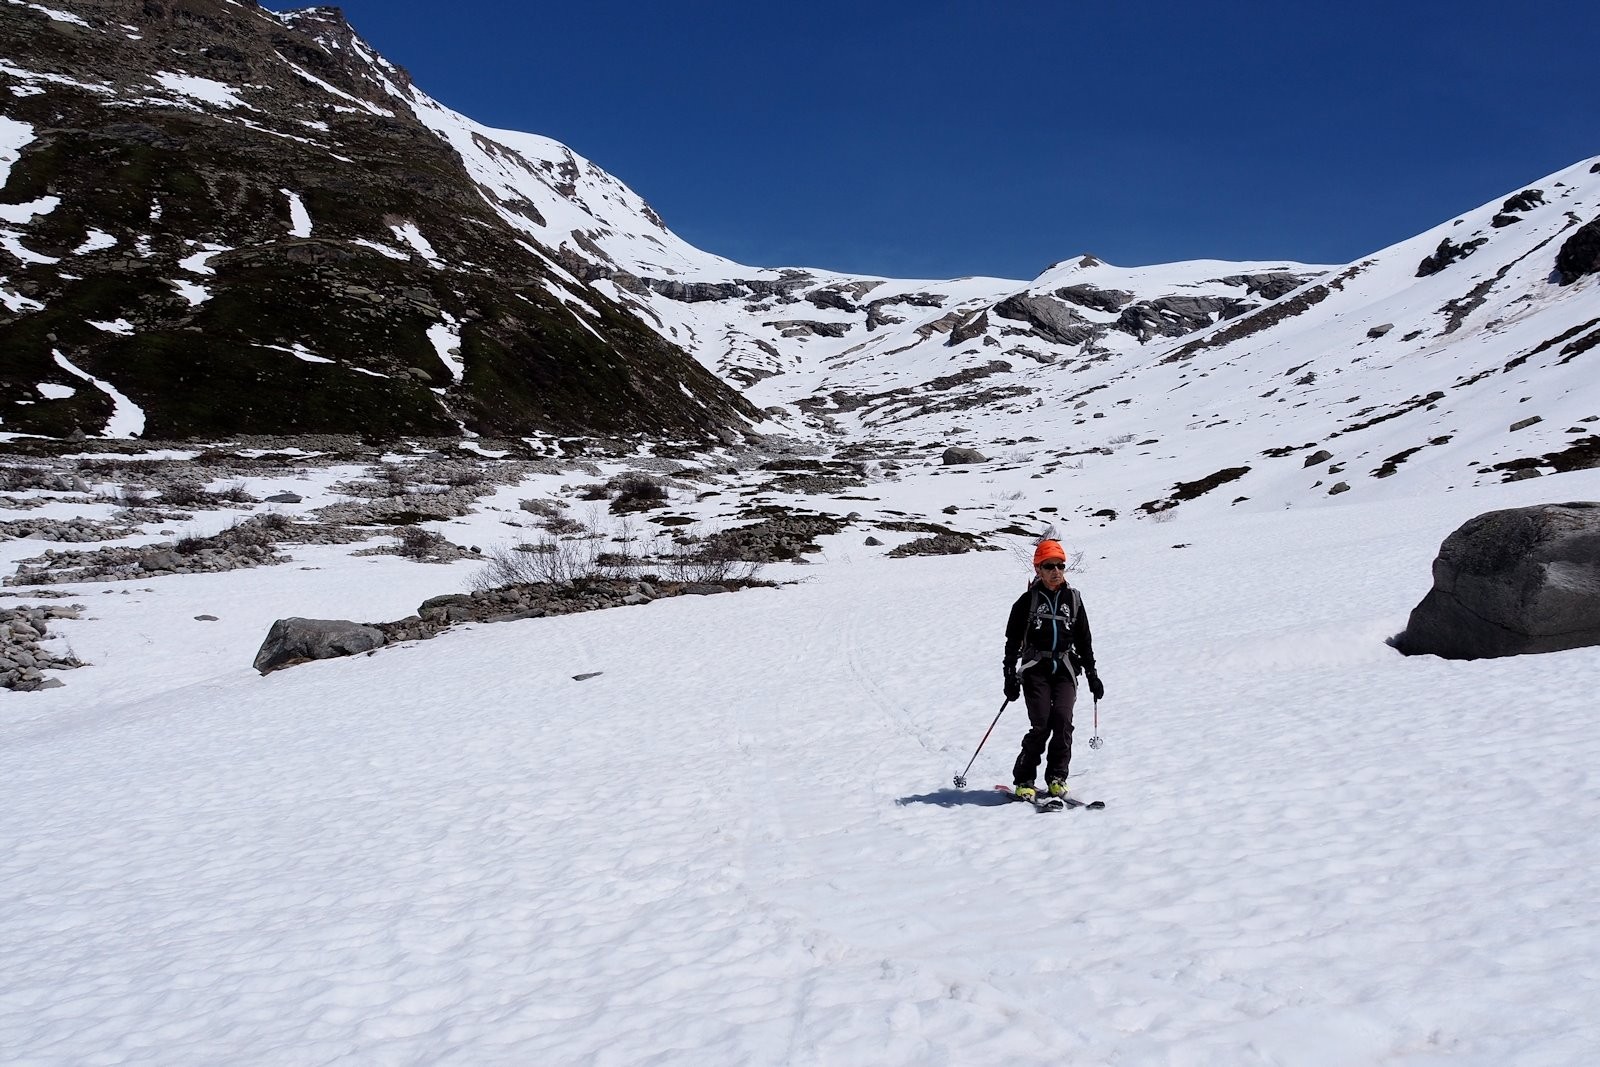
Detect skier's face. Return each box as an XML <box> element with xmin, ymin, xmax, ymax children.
<box><xmin>1035</xmin><ymin>561</ymin><xmax>1067</xmax><ymax>589</ymax></box>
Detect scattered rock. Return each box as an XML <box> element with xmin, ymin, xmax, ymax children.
<box><xmin>887</xmin><ymin>533</ymin><xmax>984</xmax><ymax>558</ymax></box>
<box><xmin>1510</xmin><ymin>416</ymin><xmax>1543</xmax><ymax>432</ymax></box>
<box><xmin>941</xmin><ymin>447</ymin><xmax>988</xmax><ymax>465</ymax></box>
<box><xmin>1303</xmin><ymin>449</ymin><xmax>1333</xmax><ymax>468</ymax></box>
<box><xmin>2</xmin><ymin>604</ymin><xmax>86</xmax><ymax>691</ymax></box>
<box><xmin>1391</xmin><ymin>502</ymin><xmax>1600</xmax><ymax>659</ymax></box>
<box><xmin>265</xmin><ymin>492</ymin><xmax>304</xmax><ymax>504</ymax></box>
<box><xmin>1328</xmin><ymin>481</ymin><xmax>1351</xmax><ymax>495</ymax></box>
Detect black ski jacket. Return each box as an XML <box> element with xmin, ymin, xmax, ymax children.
<box><xmin>1004</xmin><ymin>580</ymin><xmax>1096</xmax><ymax>678</ymax></box>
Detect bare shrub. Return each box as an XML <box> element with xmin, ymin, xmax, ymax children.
<box><xmin>473</xmin><ymin>535</ymin><xmax>608</xmax><ymax>589</ymax></box>
<box><xmin>541</xmin><ymin>514</ymin><xmax>586</xmax><ymax>535</ymax></box>
<box><xmin>214</xmin><ymin>518</ymin><xmax>277</xmax><ymax>549</ymax></box>
<box><xmin>255</xmin><ymin>511</ymin><xmax>293</xmax><ymax>533</ymax></box>
<box><xmin>1007</xmin><ymin>537</ymin><xmax>1088</xmax><ymax>575</ymax></box>
<box><xmin>114</xmin><ymin>486</ymin><xmax>152</xmax><ymax>508</ymax></box>
<box><xmin>162</xmin><ymin>483</ymin><xmax>213</xmax><ymax>507</ymax></box>
<box><xmin>609</xmin><ymin>474</ymin><xmax>668</xmax><ymax>513</ymax></box>
<box><xmin>213</xmin><ymin>481</ymin><xmax>257</xmax><ymax>504</ymax></box>
<box><xmin>174</xmin><ymin>531</ymin><xmax>208</xmax><ymax>555</ymax></box>
<box><xmin>643</xmin><ymin>528</ymin><xmax>765</xmax><ymax>585</ymax></box>
<box><xmin>378</xmin><ymin>465</ymin><xmax>415</xmax><ymax>496</ymax></box>
<box><xmin>398</xmin><ymin>526</ymin><xmax>438</xmax><ymax>560</ymax></box>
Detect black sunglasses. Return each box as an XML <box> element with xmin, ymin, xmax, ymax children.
<box><xmin>1038</xmin><ymin>562</ymin><xmax>1066</xmax><ymax>571</ymax></box>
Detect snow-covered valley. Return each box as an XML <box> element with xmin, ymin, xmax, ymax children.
<box><xmin>3</xmin><ymin>442</ymin><xmax>1599</xmax><ymax>1065</ymax></box>
<box><xmin>4</xmin><ymin>2</ymin><xmax>1600</xmax><ymax>1063</ymax></box>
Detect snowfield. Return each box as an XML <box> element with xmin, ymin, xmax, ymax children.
<box><xmin>3</xmin><ymin>460</ymin><xmax>1598</xmax><ymax>1065</ymax></box>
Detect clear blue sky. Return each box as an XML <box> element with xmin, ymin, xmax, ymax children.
<box><xmin>265</xmin><ymin>1</ymin><xmax>1598</xmax><ymax>281</ymax></box>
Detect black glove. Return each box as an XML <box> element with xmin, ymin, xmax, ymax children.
<box><xmin>1004</xmin><ymin>671</ymin><xmax>1020</xmax><ymax>702</ymax></box>
<box><xmin>1087</xmin><ymin>672</ymin><xmax>1105</xmax><ymax>701</ymax></box>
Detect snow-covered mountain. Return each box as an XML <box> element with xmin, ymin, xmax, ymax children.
<box><xmin>0</xmin><ymin>0</ymin><xmax>759</xmax><ymax>441</ymax></box>
<box><xmin>3</xmin><ymin>0</ymin><xmax>1598</xmax><ymax>521</ymax></box>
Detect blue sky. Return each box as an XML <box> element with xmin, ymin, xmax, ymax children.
<box><xmin>265</xmin><ymin>1</ymin><xmax>1598</xmax><ymax>281</ymax></box>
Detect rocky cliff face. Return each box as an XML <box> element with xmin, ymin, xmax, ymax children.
<box><xmin>0</xmin><ymin>0</ymin><xmax>759</xmax><ymax>441</ymax></box>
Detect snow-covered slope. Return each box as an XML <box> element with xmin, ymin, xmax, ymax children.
<box><xmin>4</xmin><ymin>455</ymin><xmax>1599</xmax><ymax>1065</ymax></box>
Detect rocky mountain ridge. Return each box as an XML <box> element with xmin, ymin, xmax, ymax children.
<box><xmin>4</xmin><ymin>0</ymin><xmax>1599</xmax><ymax>522</ymax></box>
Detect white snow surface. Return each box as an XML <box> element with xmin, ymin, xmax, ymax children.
<box><xmin>2</xmin><ymin>455</ymin><xmax>1598</xmax><ymax>1064</ymax></box>
<box><xmin>427</xmin><ymin>314</ymin><xmax>463</xmax><ymax>381</ymax></box>
<box><xmin>167</xmin><ymin>276</ymin><xmax>210</xmax><ymax>305</ymax></box>
<box><xmin>152</xmin><ymin>71</ymin><xmax>255</xmax><ymax>111</ymax></box>
<box><xmin>391</xmin><ymin>221</ymin><xmax>439</xmax><ymax>263</ymax></box>
<box><xmin>51</xmin><ymin>350</ymin><xmax>144</xmax><ymax>437</ymax></box>
<box><xmin>282</xmin><ymin>188</ymin><xmax>312</xmax><ymax>238</ymax></box>
<box><xmin>0</xmin><ymin>193</ymin><xmax>57</xmax><ymax>223</ymax></box>
<box><xmin>1</xmin><ymin>284</ymin><xmax>42</xmax><ymax>311</ymax></box>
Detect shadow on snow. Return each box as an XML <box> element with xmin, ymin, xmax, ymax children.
<box><xmin>895</xmin><ymin>788</ymin><xmax>1012</xmax><ymax>808</ymax></box>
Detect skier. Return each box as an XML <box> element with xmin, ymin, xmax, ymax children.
<box><xmin>1003</xmin><ymin>538</ymin><xmax>1103</xmax><ymax>802</ymax></box>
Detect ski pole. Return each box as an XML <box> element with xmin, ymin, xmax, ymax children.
<box><xmin>953</xmin><ymin>698</ymin><xmax>1011</xmax><ymax>789</ymax></box>
<box><xmin>1088</xmin><ymin>697</ymin><xmax>1104</xmax><ymax>749</ymax></box>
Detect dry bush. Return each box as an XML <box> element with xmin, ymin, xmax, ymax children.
<box><xmin>398</xmin><ymin>526</ymin><xmax>439</xmax><ymax>560</ymax></box>
<box><xmin>646</xmin><ymin>531</ymin><xmax>765</xmax><ymax>585</ymax></box>
<box><xmin>609</xmin><ymin>474</ymin><xmax>668</xmax><ymax>513</ymax></box>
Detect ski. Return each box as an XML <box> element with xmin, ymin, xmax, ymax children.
<box><xmin>993</xmin><ymin>784</ymin><xmax>1101</xmax><ymax>812</ymax></box>
<box><xmin>992</xmin><ymin>784</ymin><xmax>1104</xmax><ymax>810</ymax></box>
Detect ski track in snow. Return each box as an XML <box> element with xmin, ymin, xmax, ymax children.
<box><xmin>2</xmin><ymin>469</ymin><xmax>1599</xmax><ymax>1064</ymax></box>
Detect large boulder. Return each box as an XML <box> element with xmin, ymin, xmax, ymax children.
<box><xmin>1391</xmin><ymin>502</ymin><xmax>1600</xmax><ymax>659</ymax></box>
<box><xmin>254</xmin><ymin>617</ymin><xmax>387</xmax><ymax>674</ymax></box>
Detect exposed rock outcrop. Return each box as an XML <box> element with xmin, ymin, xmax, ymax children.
<box><xmin>1416</xmin><ymin>236</ymin><xmax>1489</xmax><ymax>277</ymax></box>
<box><xmin>1115</xmin><ymin>296</ymin><xmax>1249</xmax><ymax>343</ymax></box>
<box><xmin>993</xmin><ymin>295</ymin><xmax>1096</xmax><ymax>346</ymax></box>
<box><xmin>1554</xmin><ymin>216</ymin><xmax>1600</xmax><ymax>286</ymax></box>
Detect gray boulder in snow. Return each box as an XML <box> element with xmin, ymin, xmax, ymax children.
<box><xmin>941</xmin><ymin>447</ymin><xmax>988</xmax><ymax>465</ymax></box>
<box><xmin>1391</xmin><ymin>502</ymin><xmax>1600</xmax><ymax>659</ymax></box>
<box><xmin>253</xmin><ymin>617</ymin><xmax>387</xmax><ymax>674</ymax></box>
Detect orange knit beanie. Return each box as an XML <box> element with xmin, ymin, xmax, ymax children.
<box><xmin>1032</xmin><ymin>539</ymin><xmax>1066</xmax><ymax>566</ymax></box>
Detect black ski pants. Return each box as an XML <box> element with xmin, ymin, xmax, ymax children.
<box><xmin>1012</xmin><ymin>666</ymin><xmax>1077</xmax><ymax>785</ymax></box>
